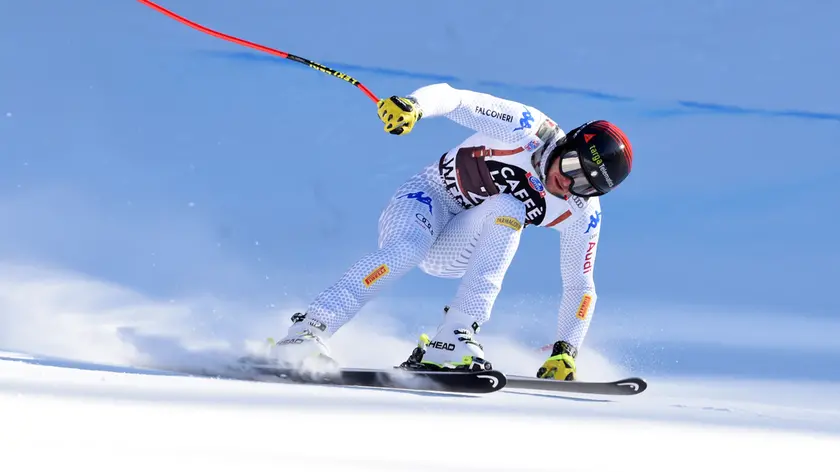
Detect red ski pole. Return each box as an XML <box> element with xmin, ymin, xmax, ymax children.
<box><xmin>137</xmin><ymin>0</ymin><xmax>380</xmax><ymax>103</ymax></box>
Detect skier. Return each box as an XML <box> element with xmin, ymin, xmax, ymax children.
<box><xmin>271</xmin><ymin>83</ymin><xmax>633</xmax><ymax>381</ymax></box>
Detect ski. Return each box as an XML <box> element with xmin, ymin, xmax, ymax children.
<box><xmin>247</xmin><ymin>364</ymin><xmax>508</xmax><ymax>394</ymax></box>
<box><xmin>166</xmin><ymin>358</ymin><xmax>643</xmax><ymax>396</ymax></box>
<box><xmin>504</xmin><ymin>375</ymin><xmax>647</xmax><ymax>395</ymax></box>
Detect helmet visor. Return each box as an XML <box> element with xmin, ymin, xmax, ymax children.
<box><xmin>559</xmin><ymin>151</ymin><xmax>605</xmax><ymax>197</ymax></box>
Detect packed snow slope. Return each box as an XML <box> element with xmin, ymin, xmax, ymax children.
<box><xmin>1</xmin><ymin>351</ymin><xmax>838</xmax><ymax>472</ymax></box>
<box><xmin>0</xmin><ymin>1</ymin><xmax>838</xmax><ymax>469</ymax></box>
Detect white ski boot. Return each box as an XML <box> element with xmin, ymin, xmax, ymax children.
<box><xmin>269</xmin><ymin>312</ymin><xmax>337</xmax><ymax>373</ymax></box>
<box><xmin>402</xmin><ymin>307</ymin><xmax>493</xmax><ymax>372</ymax></box>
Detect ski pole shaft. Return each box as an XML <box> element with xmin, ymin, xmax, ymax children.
<box><xmin>137</xmin><ymin>0</ymin><xmax>380</xmax><ymax>103</ymax></box>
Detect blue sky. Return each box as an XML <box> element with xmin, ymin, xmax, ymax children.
<box><xmin>1</xmin><ymin>0</ymin><xmax>838</xmax><ymax>380</ymax></box>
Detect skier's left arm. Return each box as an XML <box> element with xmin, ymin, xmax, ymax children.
<box><xmin>536</xmin><ymin>200</ymin><xmax>603</xmax><ymax>380</ymax></box>
<box><xmin>555</xmin><ymin>200</ymin><xmax>602</xmax><ymax>351</ymax></box>
<box><xmin>557</xmin><ymin>200</ymin><xmax>601</xmax><ymax>349</ymax></box>
<box><xmin>556</xmin><ymin>199</ymin><xmax>602</xmax><ymax>357</ymax></box>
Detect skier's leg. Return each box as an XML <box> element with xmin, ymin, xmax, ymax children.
<box><xmin>272</xmin><ymin>166</ymin><xmax>452</xmax><ymax>369</ymax></box>
<box><xmin>413</xmin><ymin>193</ymin><xmax>526</xmax><ymax>370</ymax></box>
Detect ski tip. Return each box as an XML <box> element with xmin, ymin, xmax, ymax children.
<box><xmin>479</xmin><ymin>370</ymin><xmax>507</xmax><ymax>391</ymax></box>
<box><xmin>612</xmin><ymin>377</ymin><xmax>648</xmax><ymax>394</ymax></box>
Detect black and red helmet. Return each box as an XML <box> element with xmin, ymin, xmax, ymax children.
<box><xmin>550</xmin><ymin>120</ymin><xmax>633</xmax><ymax>197</ymax></box>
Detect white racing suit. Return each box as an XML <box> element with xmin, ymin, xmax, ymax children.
<box><xmin>278</xmin><ymin>83</ymin><xmax>603</xmax><ymax>369</ymax></box>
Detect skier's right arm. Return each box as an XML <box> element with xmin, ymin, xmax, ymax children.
<box><xmin>376</xmin><ymin>83</ymin><xmax>548</xmax><ymax>144</ymax></box>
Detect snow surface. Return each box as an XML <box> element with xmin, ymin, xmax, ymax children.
<box><xmin>1</xmin><ymin>347</ymin><xmax>838</xmax><ymax>472</ymax></box>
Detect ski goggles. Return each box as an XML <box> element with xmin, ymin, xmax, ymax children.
<box><xmin>558</xmin><ymin>150</ymin><xmax>605</xmax><ymax>197</ymax></box>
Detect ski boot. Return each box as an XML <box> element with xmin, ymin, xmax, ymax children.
<box><xmin>399</xmin><ymin>306</ymin><xmax>493</xmax><ymax>372</ymax></box>
<box><xmin>536</xmin><ymin>340</ymin><xmax>577</xmax><ymax>380</ymax></box>
<box><xmin>268</xmin><ymin>312</ymin><xmax>339</xmax><ymax>375</ymax></box>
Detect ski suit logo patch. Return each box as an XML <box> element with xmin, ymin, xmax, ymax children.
<box><xmin>526</xmin><ymin>172</ymin><xmax>545</xmax><ymax>197</ymax></box>
<box><xmin>475</xmin><ymin>106</ymin><xmax>513</xmax><ymax>123</ymax></box>
<box><xmin>585</xmin><ymin>211</ymin><xmax>602</xmax><ymax>234</ymax></box>
<box><xmin>398</xmin><ymin>191</ymin><xmax>433</xmax><ymax>215</ymax></box>
<box><xmin>576</xmin><ymin>294</ymin><xmax>593</xmax><ymax>320</ymax></box>
<box><xmin>363</xmin><ymin>264</ymin><xmax>390</xmax><ymax>287</ymax></box>
<box><xmin>495</xmin><ymin>216</ymin><xmax>522</xmax><ymax>231</ymax></box>
<box><xmin>513</xmin><ymin>109</ymin><xmax>534</xmax><ymax>132</ymax></box>
<box><xmin>583</xmin><ymin>241</ymin><xmax>597</xmax><ymax>274</ymax></box>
